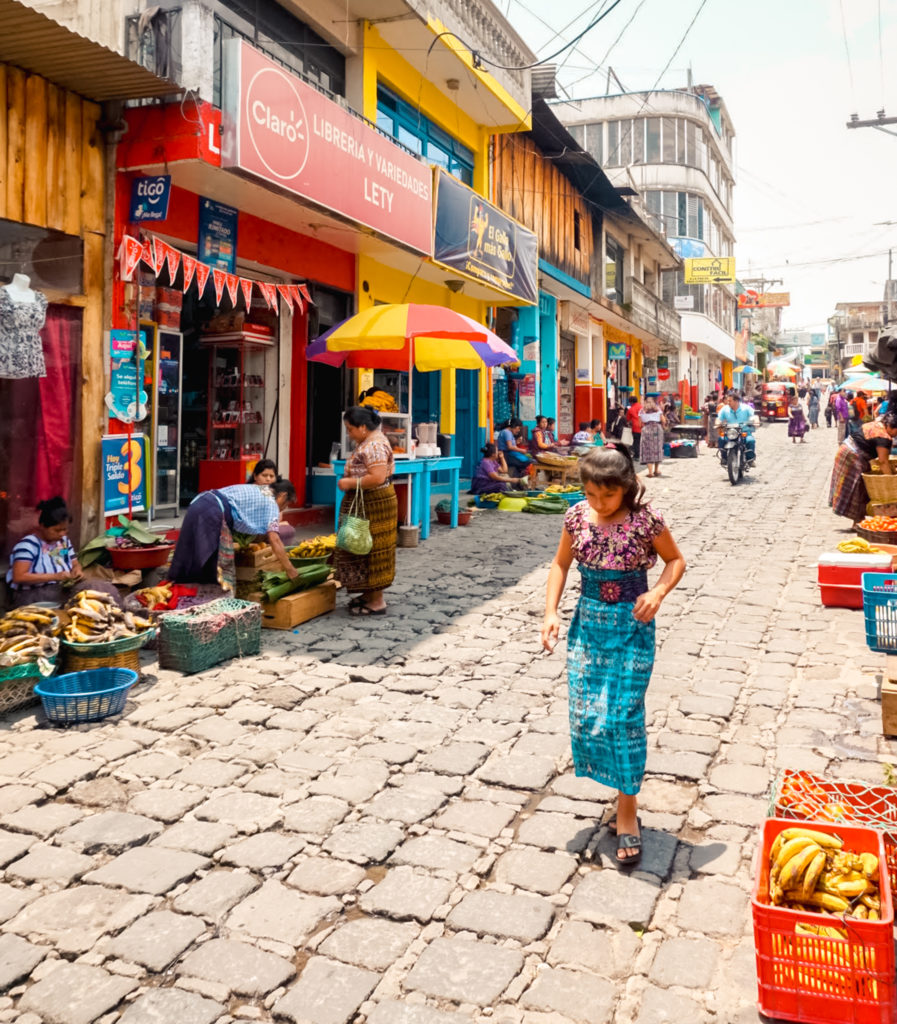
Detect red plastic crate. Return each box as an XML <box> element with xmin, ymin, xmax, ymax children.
<box><xmin>752</xmin><ymin>818</ymin><xmax>895</xmax><ymax>1024</ymax></box>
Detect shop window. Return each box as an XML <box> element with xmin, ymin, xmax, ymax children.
<box><xmin>567</xmin><ymin>124</ymin><xmax>585</xmax><ymax>147</ymax></box>
<box><xmin>376</xmin><ymin>85</ymin><xmax>474</xmax><ymax>185</ymax></box>
<box><xmin>0</xmin><ymin>220</ymin><xmax>83</xmax><ymax>295</ymax></box>
<box><xmin>586</xmin><ymin>121</ymin><xmax>603</xmax><ymax>164</ymax></box>
<box><xmin>662</xmin><ymin>118</ymin><xmax>676</xmax><ymax>162</ymax></box>
<box><xmin>632</xmin><ymin>119</ymin><xmax>644</xmax><ymax>164</ymax></box>
<box><xmin>645</xmin><ymin>118</ymin><xmax>661</xmax><ymax>163</ymax></box>
<box><xmin>605</xmin><ymin>236</ymin><xmax>624</xmax><ymax>305</ymax></box>
<box><xmin>606</xmin><ymin>121</ymin><xmax>619</xmax><ymax>166</ymax></box>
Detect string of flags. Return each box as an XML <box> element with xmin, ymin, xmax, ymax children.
<box><xmin>117</xmin><ymin>234</ymin><xmax>313</xmax><ymax>314</ymax></box>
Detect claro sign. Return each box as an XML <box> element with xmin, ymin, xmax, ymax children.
<box><xmin>222</xmin><ymin>40</ymin><xmax>432</xmax><ymax>255</ymax></box>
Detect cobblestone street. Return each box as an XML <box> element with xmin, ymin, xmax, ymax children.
<box><xmin>0</xmin><ymin>422</ymin><xmax>888</xmax><ymax>1024</ymax></box>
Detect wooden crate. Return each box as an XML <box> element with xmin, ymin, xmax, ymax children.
<box><xmin>883</xmin><ymin>676</ymin><xmax>897</xmax><ymax>736</ymax></box>
<box><xmin>235</xmin><ymin>545</ymin><xmax>273</xmax><ymax>568</ymax></box>
<box><xmin>260</xmin><ymin>581</ymin><xmax>337</xmax><ymax>630</ymax></box>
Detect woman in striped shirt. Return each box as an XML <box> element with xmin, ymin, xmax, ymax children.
<box><xmin>6</xmin><ymin>497</ymin><xmax>81</xmax><ymax>607</ymax></box>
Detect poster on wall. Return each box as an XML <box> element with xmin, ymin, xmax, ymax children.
<box><xmin>102</xmin><ymin>434</ymin><xmax>148</xmax><ymax>516</ymax></box>
<box><xmin>518</xmin><ymin>373</ymin><xmax>536</xmax><ymax>422</ymax></box>
<box><xmin>198</xmin><ymin>197</ymin><xmax>238</xmax><ymax>273</ymax></box>
<box><xmin>106</xmin><ymin>330</ymin><xmax>148</xmax><ymax>423</ymax></box>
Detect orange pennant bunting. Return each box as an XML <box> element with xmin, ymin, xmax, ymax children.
<box><xmin>151</xmin><ymin>237</ymin><xmax>167</xmax><ymax>275</ymax></box>
<box><xmin>277</xmin><ymin>284</ymin><xmax>294</xmax><ymax>312</ymax></box>
<box><xmin>258</xmin><ymin>282</ymin><xmax>278</xmax><ymax>310</ymax></box>
<box><xmin>288</xmin><ymin>285</ymin><xmax>305</xmax><ymax>314</ymax></box>
<box><xmin>120</xmin><ymin>235</ymin><xmax>143</xmax><ymax>282</ymax></box>
<box><xmin>181</xmin><ymin>254</ymin><xmax>197</xmax><ymax>293</ymax></box>
<box><xmin>225</xmin><ymin>274</ymin><xmax>239</xmax><ymax>307</ymax></box>
<box><xmin>240</xmin><ymin>278</ymin><xmax>254</xmax><ymax>309</ymax></box>
<box><xmin>212</xmin><ymin>268</ymin><xmax>227</xmax><ymax>306</ymax></box>
<box><xmin>165</xmin><ymin>245</ymin><xmax>181</xmax><ymax>283</ymax></box>
<box><xmin>194</xmin><ymin>261</ymin><xmax>211</xmax><ymax>298</ymax></box>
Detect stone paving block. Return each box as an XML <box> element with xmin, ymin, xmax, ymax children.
<box><xmin>366</xmin><ymin>1003</ymin><xmax>473</xmax><ymax>1024</ymax></box>
<box><xmin>538</xmin><ymin>795</ymin><xmax>606</xmax><ymax>818</ymax></box>
<box><xmin>476</xmin><ymin>754</ymin><xmax>557</xmax><ymax>791</ymax></box>
<box><xmin>119</xmin><ymin>988</ymin><xmax>223</xmax><ymax>1024</ymax></box>
<box><xmin>403</xmin><ymin>937</ymin><xmax>523</xmax><ymax>1004</ymax></box>
<box><xmin>0</xmin><ymin>932</ymin><xmax>45</xmax><ymax>989</ymax></box>
<box><xmin>83</xmin><ymin>846</ymin><xmax>207</xmax><ymax>895</ymax></box>
<box><xmin>356</xmin><ymin>742</ymin><xmax>419</xmax><ymax>764</ymax></box>
<box><xmin>127</xmin><ymin>789</ymin><xmax>205</xmax><ymax>823</ymax></box>
<box><xmin>173</xmin><ymin>869</ymin><xmax>259</xmax><ymax>921</ymax></box>
<box><xmin>220</xmin><ymin>832</ymin><xmax>304</xmax><ymax>869</ymax></box>
<box><xmin>115</xmin><ymin>751</ymin><xmax>186</xmax><ymax>779</ymax></box>
<box><xmin>28</xmin><ymin>757</ymin><xmax>103</xmax><ymax>791</ymax></box>
<box><xmin>171</xmin><ymin>759</ymin><xmax>248</xmax><ymax>787</ymax></box>
<box><xmin>434</xmin><ymin>801</ymin><xmax>517</xmax><ymax>839</ymax></box>
<box><xmin>0</xmin><ymin>882</ymin><xmax>35</xmax><ymax>924</ymax></box>
<box><xmin>447</xmin><ymin>889</ymin><xmax>555</xmax><ymax>942</ymax></box>
<box><xmin>0</xmin><ymin>829</ymin><xmax>34</xmax><ymax>866</ymax></box>
<box><xmin>364</xmin><ymin>785</ymin><xmax>448</xmax><ymax>825</ymax></box>
<box><xmin>655</xmin><ymin>730</ymin><xmax>720</xmax><ymax>755</ymax></box>
<box><xmin>419</xmin><ymin>743</ymin><xmax>490</xmax><ymax>776</ymax></box>
<box><xmin>19</xmin><ymin>961</ymin><xmax>136</xmax><ymax>1024</ymax></box>
<box><xmin>708</xmin><ymin>763</ymin><xmax>770</xmax><ymax>795</ymax></box>
<box><xmin>227</xmin><ymin>879</ymin><xmax>340</xmax><ymax>946</ymax></box>
<box><xmin>547</xmin><ymin>920</ymin><xmax>641</xmax><ymax>976</ymax></box>
<box><xmin>152</xmin><ymin>821</ymin><xmax>237</xmax><ymax>856</ymax></box>
<box><xmin>690</xmin><ymin>840</ymin><xmax>743</xmax><ymax>876</ymax></box>
<box><xmin>274</xmin><ymin>956</ymin><xmax>379</xmax><ymax>1024</ymax></box>
<box><xmin>177</xmin><ymin>937</ymin><xmax>294</xmax><ymax>996</ymax></box>
<box><xmin>516</xmin><ymin>811</ymin><xmax>595</xmax><ymax>853</ymax></box>
<box><xmin>0</xmin><ymin>785</ymin><xmax>50</xmax><ymax>816</ymax></box>
<box><xmin>309</xmin><ymin>760</ymin><xmax>390</xmax><ymax>804</ymax></box>
<box><xmin>56</xmin><ymin>811</ymin><xmax>162</xmax><ymax>853</ymax></box>
<box><xmin>644</xmin><ymin>750</ymin><xmax>712</xmax><ymax>780</ymax></box>
<box><xmin>193</xmin><ymin>791</ymin><xmax>282</xmax><ymax>829</ymax></box>
<box><xmin>5</xmin><ymin>842</ymin><xmax>93</xmax><ymax>885</ymax></box>
<box><xmin>359</xmin><ymin>866</ymin><xmax>453</xmax><ymax>923</ymax></box>
<box><xmin>107</xmin><ymin>909</ymin><xmax>205</xmax><ymax>971</ymax></box>
<box><xmin>283</xmin><ymin>796</ymin><xmax>350</xmax><ymax>836</ymax></box>
<box><xmin>3</xmin><ymin>885</ymin><xmax>154</xmax><ymax>954</ymax></box>
<box><xmin>319</xmin><ymin>917</ymin><xmax>419</xmax><ymax>970</ymax></box>
<box><xmin>593</xmin><ymin>825</ymin><xmax>678</xmax><ymax>879</ymax></box>
<box><xmin>322</xmin><ymin>821</ymin><xmax>405</xmax><ymax>865</ymax></box>
<box><xmin>676</xmin><ymin>877</ymin><xmax>749</xmax><ymax>936</ymax></box>
<box><xmin>512</xmin><ymin>731</ymin><xmax>571</xmax><ymax>758</ymax></box>
<box><xmin>493</xmin><ymin>848</ymin><xmax>577</xmax><ymax>894</ymax></box>
<box><xmin>286</xmin><ymin>857</ymin><xmax>366</xmax><ymax>896</ymax></box>
<box><xmin>649</xmin><ymin>936</ymin><xmax>721</xmax><ymax>988</ymax></box>
<box><xmin>390</xmin><ymin>834</ymin><xmax>479</xmax><ymax>873</ymax></box>
<box><xmin>635</xmin><ymin>983</ymin><xmax>710</xmax><ymax>1024</ymax></box>
<box><xmin>521</xmin><ymin>966</ymin><xmax>616</xmax><ymax>1022</ymax></box>
<box><xmin>568</xmin><ymin>870</ymin><xmax>660</xmax><ymax>927</ymax></box>
<box><xmin>700</xmin><ymin>794</ymin><xmax>767</xmax><ymax>827</ymax></box>
<box><xmin>2</xmin><ymin>802</ymin><xmax>84</xmax><ymax>838</ymax></box>
<box><xmin>185</xmin><ymin>716</ymin><xmax>246</xmax><ymax>745</ymax></box>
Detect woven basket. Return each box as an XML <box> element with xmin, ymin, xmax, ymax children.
<box><xmin>0</xmin><ymin>657</ymin><xmax>57</xmax><ymax>715</ymax></box>
<box><xmin>863</xmin><ymin>473</ymin><xmax>897</xmax><ymax>503</ymax></box>
<box><xmin>158</xmin><ymin>598</ymin><xmax>261</xmax><ymax>675</ymax></box>
<box><xmin>60</xmin><ymin>629</ymin><xmax>154</xmax><ymax>659</ymax></box>
<box><xmin>63</xmin><ymin>646</ymin><xmax>139</xmax><ymax>676</ymax></box>
<box><xmin>856</xmin><ymin>525</ymin><xmax>897</xmax><ymax>545</ymax></box>
<box><xmin>535</xmin><ymin>452</ymin><xmax>575</xmax><ymax>468</ymax></box>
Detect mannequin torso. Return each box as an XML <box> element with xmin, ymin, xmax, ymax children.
<box><xmin>4</xmin><ymin>274</ymin><xmax>36</xmax><ymax>304</ymax></box>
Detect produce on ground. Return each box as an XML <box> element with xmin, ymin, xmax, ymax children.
<box><xmin>768</xmin><ymin>826</ymin><xmax>881</xmax><ymax>920</ymax></box>
<box><xmin>258</xmin><ymin>564</ymin><xmax>332</xmax><ymax>603</ymax></box>
<box><xmin>134</xmin><ymin>583</ymin><xmax>174</xmax><ymax>611</ymax></box>
<box><xmin>478</xmin><ymin>493</ymin><xmax>506</xmax><ymax>504</ymax></box>
<box><xmin>0</xmin><ymin>607</ymin><xmax>59</xmax><ymax>666</ymax></box>
<box><xmin>288</xmin><ymin>535</ymin><xmax>336</xmax><ymax>558</ymax></box>
<box><xmin>776</xmin><ymin>775</ymin><xmax>849</xmax><ymax>823</ymax></box>
<box><xmin>545</xmin><ymin>484</ymin><xmax>582</xmax><ymax>493</ymax></box>
<box><xmin>523</xmin><ymin>495</ymin><xmax>568</xmax><ymax>514</ymax></box>
<box><xmin>79</xmin><ymin>516</ymin><xmax>172</xmax><ymax>567</ymax></box>
<box><xmin>858</xmin><ymin>516</ymin><xmax>897</xmax><ymax>533</ymax></box>
<box><xmin>837</xmin><ymin>538</ymin><xmax>881</xmax><ymax>554</ymax></box>
<box><xmin>64</xmin><ymin>591</ymin><xmax>153</xmax><ymax>644</ymax></box>
<box><xmin>233</xmin><ymin>532</ymin><xmax>268</xmax><ymax>553</ymax></box>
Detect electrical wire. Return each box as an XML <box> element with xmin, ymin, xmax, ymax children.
<box><xmin>878</xmin><ymin>0</ymin><xmax>886</xmax><ymax>109</ymax></box>
<box><xmin>839</xmin><ymin>0</ymin><xmax>857</xmax><ymax>109</ymax></box>
<box><xmin>563</xmin><ymin>0</ymin><xmax>651</xmax><ymax>92</ymax></box>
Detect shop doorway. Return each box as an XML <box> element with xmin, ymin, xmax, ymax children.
<box><xmin>558</xmin><ymin>332</ymin><xmax>575</xmax><ymax>438</ymax></box>
<box><xmin>455</xmin><ymin>370</ymin><xmax>479</xmax><ymax>477</ymax></box>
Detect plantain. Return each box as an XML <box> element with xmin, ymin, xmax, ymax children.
<box><xmin>780</xmin><ymin>843</ymin><xmax>822</xmax><ymax>893</ymax></box>
<box><xmin>799</xmin><ymin>850</ymin><xmax>827</xmax><ymax>901</ymax></box>
<box><xmin>771</xmin><ymin>837</ymin><xmax>818</xmax><ymax>884</ymax></box>
<box><xmin>778</xmin><ymin>827</ymin><xmax>843</xmax><ymax>850</ymax></box>
<box><xmin>860</xmin><ymin>852</ymin><xmax>880</xmax><ymax>881</ymax></box>
<box><xmin>802</xmin><ymin>891</ymin><xmax>850</xmax><ymax>914</ymax></box>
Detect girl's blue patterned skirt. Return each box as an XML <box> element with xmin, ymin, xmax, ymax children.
<box><xmin>566</xmin><ymin>565</ymin><xmax>655</xmax><ymax>795</ymax></box>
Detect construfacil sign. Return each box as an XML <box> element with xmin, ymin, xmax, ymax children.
<box><xmin>221</xmin><ymin>39</ymin><xmax>432</xmax><ymax>255</ymax></box>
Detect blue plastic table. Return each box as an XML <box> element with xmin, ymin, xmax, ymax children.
<box><xmin>331</xmin><ymin>456</ymin><xmax>463</xmax><ymax>540</ymax></box>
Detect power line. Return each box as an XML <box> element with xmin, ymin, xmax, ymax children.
<box><xmin>839</xmin><ymin>0</ymin><xmax>856</xmax><ymax>108</ymax></box>
<box><xmin>563</xmin><ymin>0</ymin><xmax>651</xmax><ymax>92</ymax></box>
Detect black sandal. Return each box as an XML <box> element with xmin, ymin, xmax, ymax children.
<box><xmin>615</xmin><ymin>832</ymin><xmax>642</xmax><ymax>867</ymax></box>
<box><xmin>347</xmin><ymin>595</ymin><xmax>366</xmax><ymax>610</ymax></box>
<box><xmin>606</xmin><ymin>815</ymin><xmax>641</xmax><ymax>836</ymax></box>
<box><xmin>350</xmin><ymin>604</ymin><xmax>387</xmax><ymax>616</ymax></box>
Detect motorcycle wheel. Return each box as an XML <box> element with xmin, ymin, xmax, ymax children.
<box><xmin>728</xmin><ymin>446</ymin><xmax>743</xmax><ymax>485</ymax></box>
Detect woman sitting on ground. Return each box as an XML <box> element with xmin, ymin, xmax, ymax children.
<box><xmin>6</xmin><ymin>497</ymin><xmax>82</xmax><ymax>608</ymax></box>
<box><xmin>471</xmin><ymin>444</ymin><xmax>528</xmax><ymax>494</ymax></box>
<box><xmin>529</xmin><ymin>415</ymin><xmax>554</xmax><ymax>455</ymax></box>
<box><xmin>497</xmin><ymin>417</ymin><xmax>534</xmax><ymax>478</ymax></box>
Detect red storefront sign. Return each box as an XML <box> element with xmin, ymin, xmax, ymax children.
<box><xmin>222</xmin><ymin>40</ymin><xmax>432</xmax><ymax>256</ymax></box>
<box><xmin>658</xmin><ymin>368</ymin><xmax>671</xmax><ymax>381</ymax></box>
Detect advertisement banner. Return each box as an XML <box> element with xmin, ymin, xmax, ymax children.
<box><xmin>683</xmin><ymin>257</ymin><xmax>736</xmax><ymax>284</ymax></box>
<box><xmin>607</xmin><ymin>343</ymin><xmax>628</xmax><ymax>360</ymax></box>
<box><xmin>199</xmin><ymin>197</ymin><xmax>238</xmax><ymax>273</ymax></box>
<box><xmin>106</xmin><ymin>330</ymin><xmax>148</xmax><ymax>423</ymax></box>
<box><xmin>128</xmin><ymin>175</ymin><xmax>171</xmax><ymax>222</ymax></box>
<box><xmin>737</xmin><ymin>290</ymin><xmax>791</xmax><ymax>308</ymax></box>
<box><xmin>102</xmin><ymin>434</ymin><xmax>148</xmax><ymax>516</ymax></box>
<box><xmin>432</xmin><ymin>170</ymin><xmax>538</xmax><ymax>304</ymax></box>
<box><xmin>222</xmin><ymin>39</ymin><xmax>432</xmax><ymax>255</ymax></box>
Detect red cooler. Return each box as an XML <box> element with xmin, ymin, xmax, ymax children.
<box><xmin>818</xmin><ymin>552</ymin><xmax>893</xmax><ymax>608</ymax></box>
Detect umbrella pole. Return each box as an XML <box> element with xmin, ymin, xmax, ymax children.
<box><xmin>406</xmin><ymin>355</ymin><xmax>413</xmax><ymax>527</ymax></box>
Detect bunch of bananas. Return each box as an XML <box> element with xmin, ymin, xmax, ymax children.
<box><xmin>134</xmin><ymin>583</ymin><xmax>173</xmax><ymax>611</ymax></box>
<box><xmin>837</xmin><ymin>538</ymin><xmax>880</xmax><ymax>554</ymax></box>
<box><xmin>479</xmin><ymin>493</ymin><xmax>507</xmax><ymax>504</ymax></box>
<box><xmin>0</xmin><ymin>607</ymin><xmax>60</xmax><ymax>666</ymax></box>
<box><xmin>545</xmin><ymin>484</ymin><xmax>581</xmax><ymax>493</ymax></box>
<box><xmin>64</xmin><ymin>591</ymin><xmax>153</xmax><ymax>645</ymax></box>
<box><xmin>360</xmin><ymin>390</ymin><xmax>398</xmax><ymax>413</ymax></box>
<box><xmin>769</xmin><ymin>827</ymin><xmax>881</xmax><ymax>919</ymax></box>
<box><xmin>289</xmin><ymin>535</ymin><xmax>336</xmax><ymax>558</ymax></box>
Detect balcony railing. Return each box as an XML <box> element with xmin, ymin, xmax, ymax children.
<box><xmin>626</xmin><ymin>277</ymin><xmax>681</xmax><ymax>348</ymax></box>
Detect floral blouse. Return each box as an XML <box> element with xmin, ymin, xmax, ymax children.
<box><xmin>564</xmin><ymin>502</ymin><xmax>666</xmax><ymax>571</ymax></box>
<box><xmin>345</xmin><ymin>431</ymin><xmax>395</xmax><ymax>489</ymax></box>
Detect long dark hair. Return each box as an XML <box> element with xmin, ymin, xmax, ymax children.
<box><xmin>498</xmin><ymin>417</ymin><xmax>523</xmax><ymax>431</ymax></box>
<box><xmin>578</xmin><ymin>446</ymin><xmax>645</xmax><ymax>511</ymax></box>
<box><xmin>37</xmin><ymin>496</ymin><xmax>70</xmax><ymax>527</ymax></box>
<box><xmin>249</xmin><ymin>458</ymin><xmax>278</xmax><ymax>483</ymax></box>
<box><xmin>271</xmin><ymin>479</ymin><xmax>297</xmax><ymax>503</ymax></box>
<box><xmin>481</xmin><ymin>443</ymin><xmax>498</xmax><ymax>458</ymax></box>
<box><xmin>344</xmin><ymin>406</ymin><xmax>381</xmax><ymax>430</ymax></box>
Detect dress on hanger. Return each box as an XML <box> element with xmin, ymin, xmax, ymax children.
<box><xmin>0</xmin><ymin>288</ymin><xmax>48</xmax><ymax>379</ymax></box>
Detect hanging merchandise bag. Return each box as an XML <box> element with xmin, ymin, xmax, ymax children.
<box><xmin>337</xmin><ymin>480</ymin><xmax>373</xmax><ymax>555</ymax></box>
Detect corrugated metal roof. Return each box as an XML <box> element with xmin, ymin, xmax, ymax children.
<box><xmin>0</xmin><ymin>0</ymin><xmax>180</xmax><ymax>102</ymax></box>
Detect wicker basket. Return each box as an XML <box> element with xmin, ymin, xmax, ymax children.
<box><xmin>863</xmin><ymin>473</ymin><xmax>897</xmax><ymax>503</ymax></box>
<box><xmin>856</xmin><ymin>525</ymin><xmax>897</xmax><ymax>545</ymax></box>
<box><xmin>61</xmin><ymin>629</ymin><xmax>154</xmax><ymax>659</ymax></box>
<box><xmin>0</xmin><ymin>658</ymin><xmax>56</xmax><ymax>715</ymax></box>
<box><xmin>157</xmin><ymin>598</ymin><xmax>261</xmax><ymax>675</ymax></box>
<box><xmin>64</xmin><ymin>646</ymin><xmax>139</xmax><ymax>676</ymax></box>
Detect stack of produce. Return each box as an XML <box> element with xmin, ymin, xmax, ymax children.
<box><xmin>257</xmin><ymin>563</ymin><xmax>332</xmax><ymax>603</ymax></box>
<box><xmin>857</xmin><ymin>516</ymin><xmax>897</xmax><ymax>533</ymax></box>
<box><xmin>80</xmin><ymin>516</ymin><xmax>171</xmax><ymax>567</ymax></box>
<box><xmin>768</xmin><ymin>826</ymin><xmax>881</xmax><ymax>921</ymax></box>
<box><xmin>360</xmin><ymin>390</ymin><xmax>398</xmax><ymax>413</ymax></box>
<box><xmin>545</xmin><ymin>484</ymin><xmax>582</xmax><ymax>494</ymax></box>
<box><xmin>64</xmin><ymin>591</ymin><xmax>153</xmax><ymax>644</ymax></box>
<box><xmin>133</xmin><ymin>583</ymin><xmax>174</xmax><ymax>611</ymax></box>
<box><xmin>288</xmin><ymin>535</ymin><xmax>336</xmax><ymax>559</ymax></box>
<box><xmin>0</xmin><ymin>607</ymin><xmax>59</xmax><ymax>667</ymax></box>
<box><xmin>233</xmin><ymin>533</ymin><xmax>269</xmax><ymax>554</ymax></box>
<box><xmin>837</xmin><ymin>538</ymin><xmax>881</xmax><ymax>554</ymax></box>
<box><xmin>523</xmin><ymin>494</ymin><xmax>569</xmax><ymax>514</ymax></box>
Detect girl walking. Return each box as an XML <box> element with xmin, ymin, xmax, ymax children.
<box><xmin>542</xmin><ymin>447</ymin><xmax>686</xmax><ymax>866</ymax></box>
<box><xmin>788</xmin><ymin>394</ymin><xmax>809</xmax><ymax>443</ymax></box>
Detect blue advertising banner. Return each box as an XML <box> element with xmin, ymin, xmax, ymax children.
<box><xmin>106</xmin><ymin>330</ymin><xmax>148</xmax><ymax>423</ymax></box>
<box><xmin>198</xmin><ymin>197</ymin><xmax>238</xmax><ymax>273</ymax></box>
<box><xmin>102</xmin><ymin>434</ymin><xmax>147</xmax><ymax>516</ymax></box>
<box><xmin>129</xmin><ymin>175</ymin><xmax>171</xmax><ymax>222</ymax></box>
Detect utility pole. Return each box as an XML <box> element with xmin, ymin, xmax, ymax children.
<box><xmin>846</xmin><ymin>112</ymin><xmax>897</xmax><ymax>138</ymax></box>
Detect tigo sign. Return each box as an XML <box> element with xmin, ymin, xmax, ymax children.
<box><xmin>222</xmin><ymin>40</ymin><xmax>432</xmax><ymax>255</ymax></box>
<box><xmin>129</xmin><ymin>175</ymin><xmax>171</xmax><ymax>222</ymax></box>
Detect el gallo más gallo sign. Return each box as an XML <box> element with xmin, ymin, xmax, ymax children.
<box><xmin>433</xmin><ymin>170</ymin><xmax>538</xmax><ymax>304</ymax></box>
<box><xmin>221</xmin><ymin>39</ymin><xmax>432</xmax><ymax>255</ymax></box>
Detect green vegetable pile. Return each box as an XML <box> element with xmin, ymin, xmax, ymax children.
<box><xmin>522</xmin><ymin>495</ymin><xmax>568</xmax><ymax>514</ymax></box>
<box><xmin>258</xmin><ymin>563</ymin><xmax>331</xmax><ymax>603</ymax></box>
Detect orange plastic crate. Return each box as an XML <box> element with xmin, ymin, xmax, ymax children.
<box><xmin>753</xmin><ymin>818</ymin><xmax>895</xmax><ymax>1024</ymax></box>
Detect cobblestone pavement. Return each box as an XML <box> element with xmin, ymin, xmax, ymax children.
<box><xmin>0</xmin><ymin>423</ymin><xmax>889</xmax><ymax>1024</ymax></box>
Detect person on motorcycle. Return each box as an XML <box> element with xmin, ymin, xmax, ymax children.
<box><xmin>716</xmin><ymin>391</ymin><xmax>757</xmax><ymax>465</ymax></box>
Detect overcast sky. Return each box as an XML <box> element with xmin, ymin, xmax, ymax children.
<box><xmin>505</xmin><ymin>0</ymin><xmax>897</xmax><ymax>334</ymax></box>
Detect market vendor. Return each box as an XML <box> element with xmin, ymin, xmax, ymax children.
<box><xmin>248</xmin><ymin>459</ymin><xmax>295</xmax><ymax>545</ymax></box>
<box><xmin>5</xmin><ymin>497</ymin><xmax>82</xmax><ymax>608</ymax></box>
<box><xmin>497</xmin><ymin>418</ymin><xmax>534</xmax><ymax>477</ymax></box>
<box><xmin>471</xmin><ymin>444</ymin><xmax>528</xmax><ymax>494</ymax></box>
<box><xmin>168</xmin><ymin>481</ymin><xmax>298</xmax><ymax>589</ymax></box>
<box><xmin>829</xmin><ymin>413</ymin><xmax>897</xmax><ymax>525</ymax></box>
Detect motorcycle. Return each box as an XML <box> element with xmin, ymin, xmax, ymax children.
<box><xmin>718</xmin><ymin>423</ymin><xmax>753</xmax><ymax>485</ymax></box>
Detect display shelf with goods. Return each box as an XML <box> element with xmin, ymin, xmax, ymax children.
<box><xmin>341</xmin><ymin>368</ymin><xmax>412</xmax><ymax>458</ymax></box>
<box><xmin>199</xmin><ymin>330</ymin><xmax>274</xmax><ymax>492</ymax></box>
<box><xmin>145</xmin><ymin>324</ymin><xmax>183</xmax><ymax>518</ymax></box>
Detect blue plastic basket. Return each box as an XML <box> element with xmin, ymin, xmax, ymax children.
<box><xmin>34</xmin><ymin>668</ymin><xmax>137</xmax><ymax>726</ymax></box>
<box><xmin>862</xmin><ymin>573</ymin><xmax>897</xmax><ymax>652</ymax></box>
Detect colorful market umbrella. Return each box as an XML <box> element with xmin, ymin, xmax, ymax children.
<box><xmin>307</xmin><ymin>303</ymin><xmax>517</xmax><ymax>372</ymax></box>
<box><xmin>837</xmin><ymin>373</ymin><xmax>889</xmax><ymax>392</ymax></box>
<box><xmin>732</xmin><ymin>364</ymin><xmax>758</xmax><ymax>374</ymax></box>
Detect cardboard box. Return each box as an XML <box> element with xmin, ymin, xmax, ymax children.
<box><xmin>883</xmin><ymin>678</ymin><xmax>897</xmax><ymax>736</ymax></box>
<box><xmin>260</xmin><ymin>581</ymin><xmax>337</xmax><ymax>630</ymax></box>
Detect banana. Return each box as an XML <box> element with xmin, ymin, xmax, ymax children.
<box><xmin>78</xmin><ymin>590</ymin><xmax>115</xmax><ymax>603</ymax></box>
<box><xmin>860</xmin><ymin>852</ymin><xmax>880</xmax><ymax>881</ymax></box>
<box><xmin>802</xmin><ymin>891</ymin><xmax>850</xmax><ymax>914</ymax></box>
<box><xmin>869</xmin><ymin>907</ymin><xmax>880</xmax><ymax>920</ymax></box>
<box><xmin>860</xmin><ymin>892</ymin><xmax>881</xmax><ymax>911</ymax></box>
<box><xmin>780</xmin><ymin>843</ymin><xmax>822</xmax><ymax>893</ymax></box>
<box><xmin>771</xmin><ymin>837</ymin><xmax>818</xmax><ymax>884</ymax></box>
<box><xmin>779</xmin><ymin>827</ymin><xmax>843</xmax><ymax>850</ymax></box>
<box><xmin>827</xmin><ymin>877</ymin><xmax>869</xmax><ymax>899</ymax></box>
<box><xmin>799</xmin><ymin>850</ymin><xmax>827</xmax><ymax>901</ymax></box>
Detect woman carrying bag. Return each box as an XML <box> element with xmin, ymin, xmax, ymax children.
<box><xmin>334</xmin><ymin>406</ymin><xmax>397</xmax><ymax>616</ymax></box>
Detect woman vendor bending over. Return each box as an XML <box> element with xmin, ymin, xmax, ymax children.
<box><xmin>248</xmin><ymin>459</ymin><xmax>295</xmax><ymax>545</ymax></box>
<box><xmin>6</xmin><ymin>497</ymin><xmax>82</xmax><ymax>608</ymax></box>
<box><xmin>169</xmin><ymin>480</ymin><xmax>298</xmax><ymax>588</ymax></box>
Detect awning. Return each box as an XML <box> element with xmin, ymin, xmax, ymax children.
<box><xmin>0</xmin><ymin>0</ymin><xmax>180</xmax><ymax>102</ymax></box>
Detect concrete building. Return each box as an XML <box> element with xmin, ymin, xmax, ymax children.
<box><xmin>552</xmin><ymin>83</ymin><xmax>737</xmax><ymax>409</ymax></box>
<box><xmin>828</xmin><ymin>300</ymin><xmax>889</xmax><ymax>380</ymax></box>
